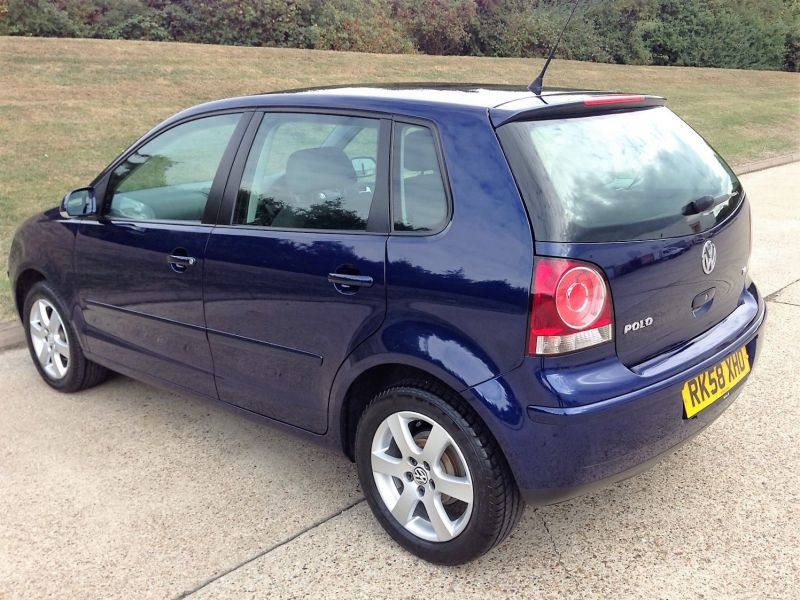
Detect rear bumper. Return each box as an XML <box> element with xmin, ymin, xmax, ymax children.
<box><xmin>466</xmin><ymin>284</ymin><xmax>767</xmax><ymax>506</ymax></box>
<box><xmin>519</xmin><ymin>383</ymin><xmax>747</xmax><ymax>505</ymax></box>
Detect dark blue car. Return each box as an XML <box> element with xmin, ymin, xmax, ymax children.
<box><xmin>8</xmin><ymin>85</ymin><xmax>766</xmax><ymax>564</ymax></box>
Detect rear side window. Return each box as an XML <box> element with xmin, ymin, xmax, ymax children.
<box><xmin>498</xmin><ymin>107</ymin><xmax>742</xmax><ymax>242</ymax></box>
<box><xmin>392</xmin><ymin>123</ymin><xmax>448</xmax><ymax>232</ymax></box>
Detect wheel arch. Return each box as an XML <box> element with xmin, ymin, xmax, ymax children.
<box><xmin>334</xmin><ymin>358</ymin><xmax>516</xmax><ymax>477</ymax></box>
<box><xmin>14</xmin><ymin>268</ymin><xmax>47</xmax><ymax>319</ymax></box>
<box><xmin>338</xmin><ymin>362</ymin><xmax>448</xmax><ymax>460</ymax></box>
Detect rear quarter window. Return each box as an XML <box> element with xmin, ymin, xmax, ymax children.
<box><xmin>497</xmin><ymin>107</ymin><xmax>742</xmax><ymax>242</ymax></box>
<box><xmin>392</xmin><ymin>123</ymin><xmax>449</xmax><ymax>233</ymax></box>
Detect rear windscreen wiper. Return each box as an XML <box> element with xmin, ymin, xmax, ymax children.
<box><xmin>682</xmin><ymin>191</ymin><xmax>739</xmax><ymax>216</ymax></box>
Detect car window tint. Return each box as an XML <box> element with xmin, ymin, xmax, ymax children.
<box><xmin>345</xmin><ymin>126</ymin><xmax>378</xmax><ymax>161</ymax></box>
<box><xmin>392</xmin><ymin>124</ymin><xmax>448</xmax><ymax>232</ymax></box>
<box><xmin>498</xmin><ymin>107</ymin><xmax>742</xmax><ymax>242</ymax></box>
<box><xmin>107</xmin><ymin>113</ymin><xmax>240</xmax><ymax>222</ymax></box>
<box><xmin>233</xmin><ymin>113</ymin><xmax>380</xmax><ymax>231</ymax></box>
<box><xmin>263</xmin><ymin>121</ymin><xmax>337</xmax><ymax>176</ymax></box>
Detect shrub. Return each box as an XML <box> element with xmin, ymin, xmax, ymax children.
<box><xmin>781</xmin><ymin>0</ymin><xmax>800</xmax><ymax>72</ymax></box>
<box><xmin>584</xmin><ymin>0</ymin><xmax>657</xmax><ymax>64</ymax></box>
<box><xmin>129</xmin><ymin>0</ymin><xmax>318</xmax><ymax>48</ymax></box>
<box><xmin>315</xmin><ymin>0</ymin><xmax>415</xmax><ymax>54</ymax></box>
<box><xmin>0</xmin><ymin>0</ymin><xmax>796</xmax><ymax>71</ymax></box>
<box><xmin>1</xmin><ymin>0</ymin><xmax>83</xmax><ymax>37</ymax></box>
<box><xmin>476</xmin><ymin>0</ymin><xmax>610</xmax><ymax>62</ymax></box>
<box><xmin>639</xmin><ymin>0</ymin><xmax>787</xmax><ymax>70</ymax></box>
<box><xmin>104</xmin><ymin>13</ymin><xmax>168</xmax><ymax>41</ymax></box>
<box><xmin>392</xmin><ymin>0</ymin><xmax>479</xmax><ymax>55</ymax></box>
<box><xmin>89</xmin><ymin>0</ymin><xmax>168</xmax><ymax>41</ymax></box>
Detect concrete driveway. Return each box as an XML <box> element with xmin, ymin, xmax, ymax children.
<box><xmin>1</xmin><ymin>163</ymin><xmax>798</xmax><ymax>599</ymax></box>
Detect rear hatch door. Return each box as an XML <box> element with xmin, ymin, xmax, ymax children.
<box><xmin>496</xmin><ymin>104</ymin><xmax>749</xmax><ymax>366</ymax></box>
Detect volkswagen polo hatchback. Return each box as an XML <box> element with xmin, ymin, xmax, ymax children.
<box><xmin>9</xmin><ymin>84</ymin><xmax>766</xmax><ymax>564</ymax></box>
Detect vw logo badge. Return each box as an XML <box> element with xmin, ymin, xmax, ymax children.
<box><xmin>701</xmin><ymin>240</ymin><xmax>717</xmax><ymax>274</ymax></box>
<box><xmin>412</xmin><ymin>466</ymin><xmax>429</xmax><ymax>486</ymax></box>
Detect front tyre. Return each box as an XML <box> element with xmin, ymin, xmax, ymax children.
<box><xmin>23</xmin><ymin>281</ymin><xmax>107</xmax><ymax>393</ymax></box>
<box><xmin>355</xmin><ymin>384</ymin><xmax>523</xmax><ymax>564</ymax></box>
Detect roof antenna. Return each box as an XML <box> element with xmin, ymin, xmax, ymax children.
<box><xmin>528</xmin><ymin>0</ymin><xmax>583</xmax><ymax>95</ymax></box>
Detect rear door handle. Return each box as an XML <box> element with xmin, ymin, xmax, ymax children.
<box><xmin>327</xmin><ymin>272</ymin><xmax>374</xmax><ymax>288</ymax></box>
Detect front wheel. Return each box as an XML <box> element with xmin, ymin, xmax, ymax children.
<box><xmin>23</xmin><ymin>281</ymin><xmax>108</xmax><ymax>392</ymax></box>
<box><xmin>355</xmin><ymin>384</ymin><xmax>523</xmax><ymax>564</ymax></box>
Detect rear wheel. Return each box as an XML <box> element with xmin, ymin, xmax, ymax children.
<box><xmin>355</xmin><ymin>384</ymin><xmax>523</xmax><ymax>564</ymax></box>
<box><xmin>23</xmin><ymin>281</ymin><xmax>108</xmax><ymax>392</ymax></box>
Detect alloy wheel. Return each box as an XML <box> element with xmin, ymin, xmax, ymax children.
<box><xmin>29</xmin><ymin>298</ymin><xmax>70</xmax><ymax>380</ymax></box>
<box><xmin>370</xmin><ymin>410</ymin><xmax>474</xmax><ymax>542</ymax></box>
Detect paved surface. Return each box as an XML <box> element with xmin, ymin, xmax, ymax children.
<box><xmin>0</xmin><ymin>321</ymin><xmax>24</xmax><ymax>352</ymax></box>
<box><xmin>1</xmin><ymin>163</ymin><xmax>798</xmax><ymax>599</ymax></box>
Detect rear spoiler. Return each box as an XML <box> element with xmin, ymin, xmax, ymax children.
<box><xmin>490</xmin><ymin>94</ymin><xmax>666</xmax><ymax>127</ymax></box>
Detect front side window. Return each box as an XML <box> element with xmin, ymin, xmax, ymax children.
<box><xmin>233</xmin><ymin>113</ymin><xmax>381</xmax><ymax>231</ymax></box>
<box><xmin>392</xmin><ymin>123</ymin><xmax>448</xmax><ymax>232</ymax></box>
<box><xmin>107</xmin><ymin>113</ymin><xmax>240</xmax><ymax>222</ymax></box>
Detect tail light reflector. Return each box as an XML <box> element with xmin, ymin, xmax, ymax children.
<box><xmin>528</xmin><ymin>257</ymin><xmax>614</xmax><ymax>355</ymax></box>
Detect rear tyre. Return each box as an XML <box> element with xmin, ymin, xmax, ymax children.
<box><xmin>355</xmin><ymin>383</ymin><xmax>523</xmax><ymax>564</ymax></box>
<box><xmin>23</xmin><ymin>281</ymin><xmax>108</xmax><ymax>393</ymax></box>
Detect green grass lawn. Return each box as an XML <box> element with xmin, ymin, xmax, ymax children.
<box><xmin>1</xmin><ymin>36</ymin><xmax>798</xmax><ymax>320</ymax></box>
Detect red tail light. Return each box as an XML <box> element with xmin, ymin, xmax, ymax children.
<box><xmin>528</xmin><ymin>257</ymin><xmax>614</xmax><ymax>355</ymax></box>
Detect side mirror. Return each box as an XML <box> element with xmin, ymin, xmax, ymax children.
<box><xmin>351</xmin><ymin>156</ymin><xmax>377</xmax><ymax>179</ymax></box>
<box><xmin>60</xmin><ymin>186</ymin><xmax>97</xmax><ymax>218</ymax></box>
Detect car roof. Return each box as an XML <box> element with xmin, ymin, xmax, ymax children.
<box><xmin>164</xmin><ymin>83</ymin><xmax>665</xmax><ymax>130</ymax></box>
<box><xmin>262</xmin><ymin>83</ymin><xmax>540</xmax><ymax>107</ymax></box>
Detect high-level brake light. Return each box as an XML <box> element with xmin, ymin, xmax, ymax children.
<box><xmin>583</xmin><ymin>95</ymin><xmax>646</xmax><ymax>106</ymax></box>
<box><xmin>528</xmin><ymin>258</ymin><xmax>614</xmax><ymax>355</ymax></box>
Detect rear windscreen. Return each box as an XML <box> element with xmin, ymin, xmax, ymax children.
<box><xmin>498</xmin><ymin>107</ymin><xmax>742</xmax><ymax>242</ymax></box>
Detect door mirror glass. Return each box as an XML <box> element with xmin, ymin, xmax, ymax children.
<box><xmin>351</xmin><ymin>156</ymin><xmax>377</xmax><ymax>179</ymax></box>
<box><xmin>60</xmin><ymin>187</ymin><xmax>97</xmax><ymax>217</ymax></box>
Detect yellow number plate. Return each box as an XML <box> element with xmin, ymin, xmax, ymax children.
<box><xmin>681</xmin><ymin>346</ymin><xmax>750</xmax><ymax>418</ymax></box>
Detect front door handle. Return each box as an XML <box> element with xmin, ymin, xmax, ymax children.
<box><xmin>167</xmin><ymin>253</ymin><xmax>197</xmax><ymax>273</ymax></box>
<box><xmin>327</xmin><ymin>272</ymin><xmax>374</xmax><ymax>290</ymax></box>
